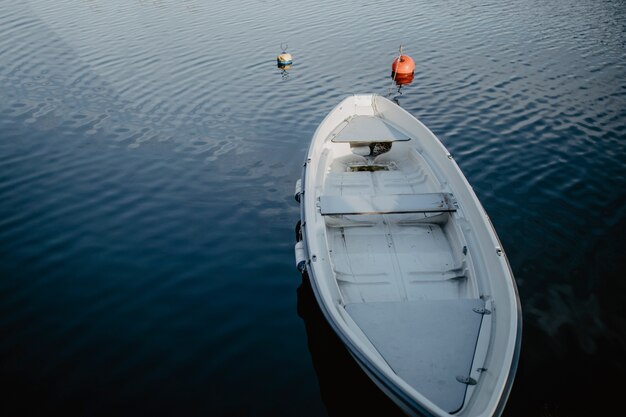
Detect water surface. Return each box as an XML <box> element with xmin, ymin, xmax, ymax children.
<box><xmin>1</xmin><ymin>1</ymin><xmax>625</xmax><ymax>415</ymax></box>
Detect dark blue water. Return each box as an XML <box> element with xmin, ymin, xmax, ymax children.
<box><xmin>1</xmin><ymin>1</ymin><xmax>625</xmax><ymax>415</ymax></box>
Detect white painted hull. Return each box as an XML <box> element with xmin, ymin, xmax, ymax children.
<box><xmin>295</xmin><ymin>95</ymin><xmax>521</xmax><ymax>417</ymax></box>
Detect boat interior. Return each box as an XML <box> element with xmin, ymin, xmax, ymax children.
<box><xmin>316</xmin><ymin>115</ymin><xmax>488</xmax><ymax>413</ymax></box>
<box><xmin>323</xmin><ymin>141</ymin><xmax>475</xmax><ymax>303</ymax></box>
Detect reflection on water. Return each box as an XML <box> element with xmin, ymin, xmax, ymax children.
<box><xmin>297</xmin><ymin>273</ymin><xmax>406</xmax><ymax>417</ymax></box>
<box><xmin>388</xmin><ymin>72</ymin><xmax>415</xmax><ymax>106</ymax></box>
<box><xmin>277</xmin><ymin>63</ymin><xmax>293</xmax><ymax>81</ymax></box>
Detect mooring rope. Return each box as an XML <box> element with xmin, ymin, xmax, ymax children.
<box><xmin>386</xmin><ymin>45</ymin><xmax>403</xmax><ymax>98</ymax></box>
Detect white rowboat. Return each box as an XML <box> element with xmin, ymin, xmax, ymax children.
<box><xmin>294</xmin><ymin>94</ymin><xmax>521</xmax><ymax>417</ymax></box>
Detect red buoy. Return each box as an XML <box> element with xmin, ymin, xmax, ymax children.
<box><xmin>391</xmin><ymin>45</ymin><xmax>415</xmax><ymax>75</ymax></box>
<box><xmin>392</xmin><ymin>54</ymin><xmax>415</xmax><ymax>75</ymax></box>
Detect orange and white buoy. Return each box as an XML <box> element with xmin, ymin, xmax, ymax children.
<box><xmin>391</xmin><ymin>45</ymin><xmax>415</xmax><ymax>75</ymax></box>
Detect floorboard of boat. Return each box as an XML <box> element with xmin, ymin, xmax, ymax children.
<box><xmin>329</xmin><ymin>222</ymin><xmax>464</xmax><ymax>303</ymax></box>
<box><xmin>345</xmin><ymin>298</ymin><xmax>484</xmax><ymax>413</ymax></box>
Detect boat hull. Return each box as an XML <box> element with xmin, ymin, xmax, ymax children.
<box><xmin>295</xmin><ymin>94</ymin><xmax>521</xmax><ymax>417</ymax></box>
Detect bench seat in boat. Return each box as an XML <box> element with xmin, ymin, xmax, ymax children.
<box><xmin>319</xmin><ymin>193</ymin><xmax>455</xmax><ymax>216</ymax></box>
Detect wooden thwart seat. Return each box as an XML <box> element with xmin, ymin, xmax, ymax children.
<box><xmin>319</xmin><ymin>193</ymin><xmax>456</xmax><ymax>216</ymax></box>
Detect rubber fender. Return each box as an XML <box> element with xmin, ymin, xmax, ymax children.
<box><xmin>294</xmin><ymin>241</ymin><xmax>306</xmax><ymax>272</ymax></box>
